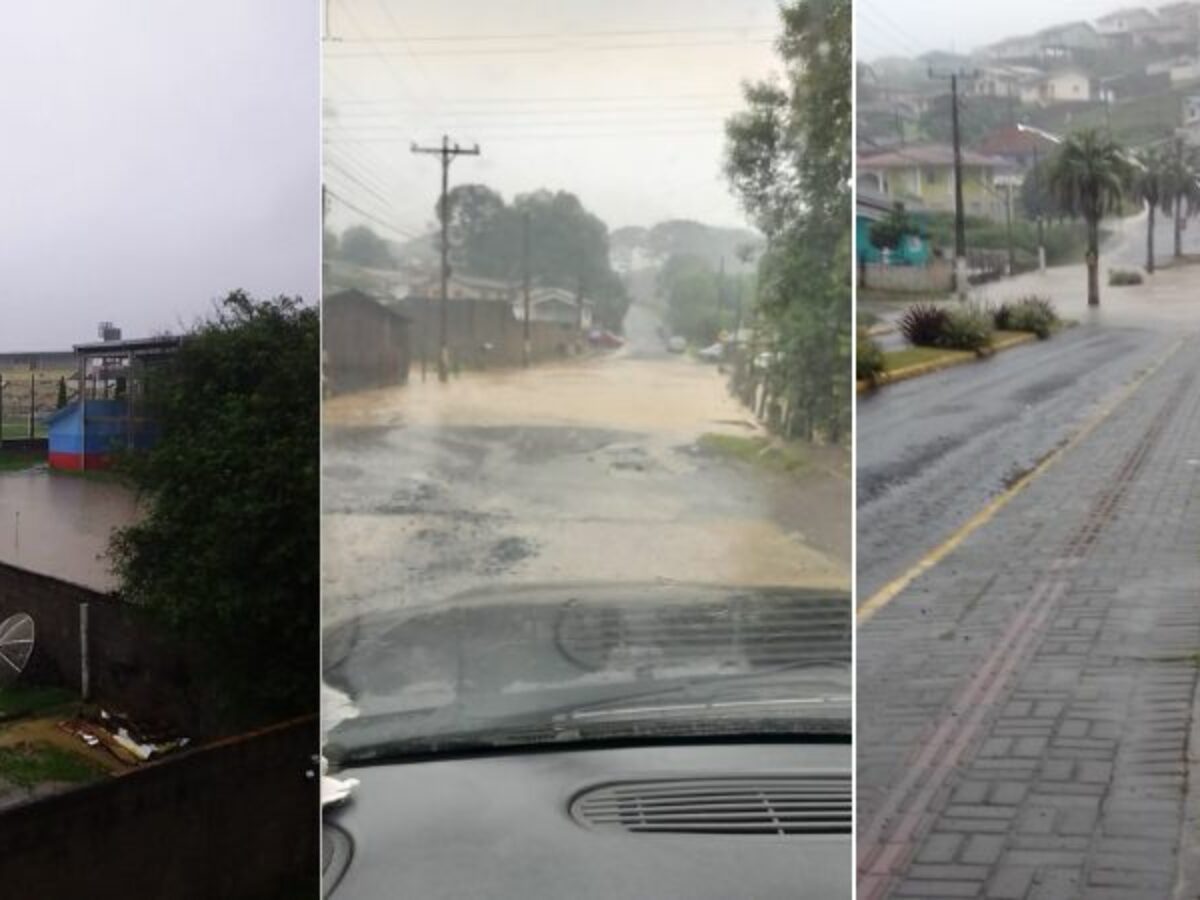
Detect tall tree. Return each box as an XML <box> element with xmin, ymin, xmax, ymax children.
<box><xmin>110</xmin><ymin>292</ymin><xmax>318</xmax><ymax>725</ymax></box>
<box><xmin>724</xmin><ymin>0</ymin><xmax>851</xmax><ymax>442</ymax></box>
<box><xmin>339</xmin><ymin>224</ymin><xmax>393</xmax><ymax>269</ymax></box>
<box><xmin>1133</xmin><ymin>146</ymin><xmax>1169</xmax><ymax>274</ymax></box>
<box><xmin>1046</xmin><ymin>129</ymin><xmax>1130</xmax><ymax>306</ymax></box>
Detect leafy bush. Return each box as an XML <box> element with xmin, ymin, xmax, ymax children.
<box><xmin>1109</xmin><ymin>268</ymin><xmax>1143</xmax><ymax>286</ymax></box>
<box><xmin>940</xmin><ymin>303</ymin><xmax>994</xmax><ymax>352</ymax></box>
<box><xmin>857</xmin><ymin>328</ymin><xmax>885</xmax><ymax>382</ymax></box>
<box><xmin>997</xmin><ymin>296</ymin><xmax>1059</xmax><ymax>339</ymax></box>
<box><xmin>899</xmin><ymin>303</ymin><xmax>950</xmax><ymax>347</ymax></box>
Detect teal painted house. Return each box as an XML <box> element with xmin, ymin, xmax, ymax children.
<box><xmin>856</xmin><ymin>185</ymin><xmax>931</xmax><ymax>266</ymax></box>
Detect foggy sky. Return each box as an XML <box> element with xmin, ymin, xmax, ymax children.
<box><xmin>1</xmin><ymin>2</ymin><xmax>319</xmax><ymax>350</ymax></box>
<box><xmin>323</xmin><ymin>0</ymin><xmax>784</xmax><ymax>244</ymax></box>
<box><xmin>857</xmin><ymin>0</ymin><xmax>1137</xmax><ymax>62</ymax></box>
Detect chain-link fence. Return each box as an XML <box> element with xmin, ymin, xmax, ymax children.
<box><xmin>0</xmin><ymin>370</ymin><xmax>78</xmax><ymax>440</ymax></box>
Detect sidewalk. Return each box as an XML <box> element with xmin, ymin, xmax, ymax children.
<box><xmin>857</xmin><ymin>331</ymin><xmax>1200</xmax><ymax>899</ymax></box>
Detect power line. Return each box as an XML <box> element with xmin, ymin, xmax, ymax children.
<box><xmin>326</xmin><ymin>38</ymin><xmax>774</xmax><ymax>58</ymax></box>
<box><xmin>325</xmin><ymin>187</ymin><xmax>417</xmax><ymax>240</ymax></box>
<box><xmin>334</xmin><ymin>25</ymin><xmax>776</xmax><ymax>43</ymax></box>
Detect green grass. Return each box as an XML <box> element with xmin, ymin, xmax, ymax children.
<box><xmin>1</xmin><ymin>423</ymin><xmax>46</xmax><ymax>439</ymax></box>
<box><xmin>0</xmin><ymin>685</ymin><xmax>76</xmax><ymax>719</ymax></box>
<box><xmin>0</xmin><ymin>451</ymin><xmax>41</xmax><ymax>472</ymax></box>
<box><xmin>0</xmin><ymin>742</ymin><xmax>103</xmax><ymax>787</ymax></box>
<box><xmin>883</xmin><ymin>346</ymin><xmax>974</xmax><ymax>371</ymax></box>
<box><xmin>697</xmin><ymin>433</ymin><xmax>811</xmax><ymax>476</ymax></box>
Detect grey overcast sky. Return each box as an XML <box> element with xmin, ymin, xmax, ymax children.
<box><xmin>323</xmin><ymin>0</ymin><xmax>783</xmax><ymax>242</ymax></box>
<box><xmin>857</xmin><ymin>0</ymin><xmax>1128</xmax><ymax>62</ymax></box>
<box><xmin>2</xmin><ymin>1</ymin><xmax>319</xmax><ymax>349</ymax></box>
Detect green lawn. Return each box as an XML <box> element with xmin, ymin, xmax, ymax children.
<box><xmin>697</xmin><ymin>433</ymin><xmax>812</xmax><ymax>477</ymax></box>
<box><xmin>0</xmin><ymin>453</ymin><xmax>40</xmax><ymax>472</ymax></box>
<box><xmin>883</xmin><ymin>346</ymin><xmax>974</xmax><ymax>371</ymax></box>
<box><xmin>0</xmin><ymin>685</ymin><xmax>76</xmax><ymax>720</ymax></box>
<box><xmin>0</xmin><ymin>742</ymin><xmax>103</xmax><ymax>787</ymax></box>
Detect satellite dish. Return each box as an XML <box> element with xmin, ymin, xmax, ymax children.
<box><xmin>0</xmin><ymin>613</ymin><xmax>34</xmax><ymax>684</ymax></box>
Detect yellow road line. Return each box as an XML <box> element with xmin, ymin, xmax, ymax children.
<box><xmin>857</xmin><ymin>337</ymin><xmax>1185</xmax><ymax>624</ymax></box>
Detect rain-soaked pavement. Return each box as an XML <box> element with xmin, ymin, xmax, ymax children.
<box><xmin>858</xmin><ymin>213</ymin><xmax>1200</xmax><ymax>601</ymax></box>
<box><xmin>322</xmin><ymin>302</ymin><xmax>850</xmax><ymax>628</ymax></box>
<box><xmin>0</xmin><ymin>467</ymin><xmax>138</xmax><ymax>592</ymax></box>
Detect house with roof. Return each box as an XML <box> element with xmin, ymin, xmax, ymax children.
<box><xmin>979</xmin><ymin>22</ymin><xmax>1103</xmax><ymax>64</ymax></box>
<box><xmin>969</xmin><ymin>65</ymin><xmax>1045</xmax><ymax>100</ymax></box>
<box><xmin>856</xmin><ymin>187</ymin><xmax>931</xmax><ymax>266</ymax></box>
<box><xmin>857</xmin><ymin>144</ymin><xmax>1015</xmax><ymax>221</ymax></box>
<box><xmin>513</xmin><ymin>286</ymin><xmax>593</xmax><ymax>329</ymax></box>
<box><xmin>1025</xmin><ymin>67</ymin><xmax>1094</xmax><ymax>104</ymax></box>
<box><xmin>1096</xmin><ymin>7</ymin><xmax>1160</xmax><ymax>37</ymax></box>
<box><xmin>977</xmin><ymin>125</ymin><xmax>1059</xmax><ymax>171</ymax></box>
<box><xmin>1157</xmin><ymin>1</ymin><xmax>1200</xmax><ymax>31</ymax></box>
<box><xmin>407</xmin><ymin>273</ymin><xmax>518</xmax><ymax>303</ymax></box>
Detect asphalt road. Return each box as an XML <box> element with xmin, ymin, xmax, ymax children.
<box><xmin>858</xmin><ymin>215</ymin><xmax>1200</xmax><ymax>603</ymax></box>
<box><xmin>857</xmin><ymin>322</ymin><xmax>1172</xmax><ymax>601</ymax></box>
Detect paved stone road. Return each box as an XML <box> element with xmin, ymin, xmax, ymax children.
<box><xmin>858</xmin><ymin>331</ymin><xmax>1200</xmax><ymax>899</ymax></box>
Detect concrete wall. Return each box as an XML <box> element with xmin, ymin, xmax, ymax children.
<box><xmin>0</xmin><ymin>716</ymin><xmax>319</xmax><ymax>898</ymax></box>
<box><xmin>861</xmin><ymin>261</ymin><xmax>954</xmax><ymax>293</ymax></box>
<box><xmin>402</xmin><ymin>295</ymin><xmax>580</xmax><ymax>369</ymax></box>
<box><xmin>0</xmin><ymin>562</ymin><xmax>228</xmax><ymax>738</ymax></box>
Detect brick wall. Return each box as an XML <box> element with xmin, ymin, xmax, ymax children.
<box><xmin>0</xmin><ymin>716</ymin><xmax>319</xmax><ymax>898</ymax></box>
<box><xmin>0</xmin><ymin>562</ymin><xmax>231</xmax><ymax>738</ymax></box>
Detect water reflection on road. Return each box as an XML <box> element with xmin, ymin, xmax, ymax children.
<box><xmin>0</xmin><ymin>467</ymin><xmax>138</xmax><ymax>591</ymax></box>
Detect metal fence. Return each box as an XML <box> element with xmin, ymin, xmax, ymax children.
<box><xmin>0</xmin><ymin>371</ymin><xmax>78</xmax><ymax>440</ymax></box>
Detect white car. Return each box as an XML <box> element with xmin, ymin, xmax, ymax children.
<box><xmin>667</xmin><ymin>336</ymin><xmax>687</xmax><ymax>353</ymax></box>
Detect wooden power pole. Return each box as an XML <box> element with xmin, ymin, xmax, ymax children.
<box><xmin>411</xmin><ymin>135</ymin><xmax>481</xmax><ymax>382</ymax></box>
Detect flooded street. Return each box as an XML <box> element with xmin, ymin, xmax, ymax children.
<box><xmin>0</xmin><ymin>467</ymin><xmax>139</xmax><ymax>592</ymax></box>
<box><xmin>322</xmin><ymin>303</ymin><xmax>850</xmax><ymax>627</ymax></box>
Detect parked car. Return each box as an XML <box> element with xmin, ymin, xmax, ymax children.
<box><xmin>667</xmin><ymin>336</ymin><xmax>687</xmax><ymax>353</ymax></box>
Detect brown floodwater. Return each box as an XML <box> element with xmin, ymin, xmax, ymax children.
<box><xmin>323</xmin><ymin>318</ymin><xmax>850</xmax><ymax>624</ymax></box>
<box><xmin>0</xmin><ymin>467</ymin><xmax>139</xmax><ymax>592</ymax></box>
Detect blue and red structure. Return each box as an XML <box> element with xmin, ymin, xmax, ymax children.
<box><xmin>45</xmin><ymin>399</ymin><xmax>156</xmax><ymax>471</ymax></box>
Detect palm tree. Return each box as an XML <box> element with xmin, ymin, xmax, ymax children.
<box><xmin>1047</xmin><ymin>129</ymin><xmax>1131</xmax><ymax>306</ymax></box>
<box><xmin>1133</xmin><ymin>146</ymin><xmax>1169</xmax><ymax>274</ymax></box>
<box><xmin>1164</xmin><ymin>141</ymin><xmax>1200</xmax><ymax>259</ymax></box>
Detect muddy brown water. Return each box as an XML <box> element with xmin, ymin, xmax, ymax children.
<box><xmin>0</xmin><ymin>468</ymin><xmax>138</xmax><ymax>592</ymax></box>
<box><xmin>323</xmin><ymin>328</ymin><xmax>851</xmax><ymax>624</ymax></box>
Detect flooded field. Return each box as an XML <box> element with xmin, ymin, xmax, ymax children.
<box><xmin>0</xmin><ymin>467</ymin><xmax>139</xmax><ymax>591</ymax></box>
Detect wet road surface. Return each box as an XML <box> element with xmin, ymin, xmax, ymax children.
<box><xmin>322</xmin><ymin>303</ymin><xmax>849</xmax><ymax>629</ymax></box>
<box><xmin>858</xmin><ymin>220</ymin><xmax>1200</xmax><ymax>602</ymax></box>
<box><xmin>0</xmin><ymin>467</ymin><xmax>137</xmax><ymax>591</ymax></box>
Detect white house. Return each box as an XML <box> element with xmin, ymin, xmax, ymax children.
<box><xmin>513</xmin><ymin>286</ymin><xmax>593</xmax><ymax>329</ymax></box>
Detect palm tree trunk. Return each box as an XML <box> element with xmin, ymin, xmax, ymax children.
<box><xmin>1175</xmin><ymin>196</ymin><xmax>1184</xmax><ymax>258</ymax></box>
<box><xmin>1147</xmin><ymin>205</ymin><xmax>1156</xmax><ymax>274</ymax></box>
<box><xmin>1087</xmin><ymin>218</ymin><xmax>1100</xmax><ymax>307</ymax></box>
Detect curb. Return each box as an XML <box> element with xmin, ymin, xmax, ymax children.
<box><xmin>857</xmin><ymin>331</ymin><xmax>1039</xmax><ymax>394</ymax></box>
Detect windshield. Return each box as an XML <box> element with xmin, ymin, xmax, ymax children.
<box><xmin>324</xmin><ymin>586</ymin><xmax>850</xmax><ymax>762</ymax></box>
<box><xmin>321</xmin><ymin>1</ymin><xmax>851</xmax><ymax>760</ymax></box>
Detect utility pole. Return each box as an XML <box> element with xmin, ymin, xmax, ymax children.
<box><xmin>1006</xmin><ymin>180</ymin><xmax>1016</xmax><ymax>275</ymax></box>
<box><xmin>950</xmin><ymin>73</ymin><xmax>967</xmax><ymax>295</ymax></box>
<box><xmin>931</xmin><ymin>68</ymin><xmax>974</xmax><ymax>297</ymax></box>
<box><xmin>411</xmin><ymin>135</ymin><xmax>481</xmax><ymax>382</ymax></box>
<box><xmin>522</xmin><ymin>211</ymin><xmax>531</xmax><ymax>367</ymax></box>
<box><xmin>716</xmin><ymin>256</ymin><xmax>726</xmax><ymax>337</ymax></box>
<box><xmin>28</xmin><ymin>373</ymin><xmax>35</xmax><ymax>440</ymax></box>
<box><xmin>1032</xmin><ymin>141</ymin><xmax>1046</xmax><ymax>273</ymax></box>
<box><xmin>1175</xmin><ymin>134</ymin><xmax>1185</xmax><ymax>259</ymax></box>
